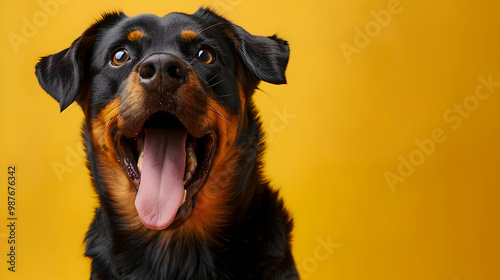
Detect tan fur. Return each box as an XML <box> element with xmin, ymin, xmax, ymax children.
<box><xmin>127</xmin><ymin>30</ymin><xmax>145</xmax><ymax>42</ymax></box>
<box><xmin>180</xmin><ymin>30</ymin><xmax>198</xmax><ymax>43</ymax></box>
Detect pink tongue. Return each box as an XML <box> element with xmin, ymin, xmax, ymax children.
<box><xmin>135</xmin><ymin>128</ymin><xmax>187</xmax><ymax>230</ymax></box>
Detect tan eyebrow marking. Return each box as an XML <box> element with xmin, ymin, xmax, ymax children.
<box><xmin>180</xmin><ymin>30</ymin><xmax>198</xmax><ymax>43</ymax></box>
<box><xmin>127</xmin><ymin>30</ymin><xmax>145</xmax><ymax>42</ymax></box>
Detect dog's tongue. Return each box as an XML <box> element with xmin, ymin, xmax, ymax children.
<box><xmin>135</xmin><ymin>128</ymin><xmax>187</xmax><ymax>230</ymax></box>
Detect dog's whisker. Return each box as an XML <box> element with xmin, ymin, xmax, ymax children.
<box><xmin>203</xmin><ymin>113</ymin><xmax>231</xmax><ymax>140</ymax></box>
<box><xmin>208</xmin><ymin>78</ymin><xmax>227</xmax><ymax>88</ymax></box>
<box><xmin>255</xmin><ymin>87</ymin><xmax>276</xmax><ymax>101</ymax></box>
<box><xmin>188</xmin><ymin>57</ymin><xmax>198</xmax><ymax>65</ymax></box>
<box><xmin>198</xmin><ymin>22</ymin><xmax>226</xmax><ymax>34</ymax></box>
<box><xmin>208</xmin><ymin>104</ymin><xmax>230</xmax><ymax>125</ymax></box>
<box><xmin>207</xmin><ymin>72</ymin><xmax>224</xmax><ymax>83</ymax></box>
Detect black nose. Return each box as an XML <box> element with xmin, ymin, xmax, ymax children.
<box><xmin>138</xmin><ymin>54</ymin><xmax>187</xmax><ymax>93</ymax></box>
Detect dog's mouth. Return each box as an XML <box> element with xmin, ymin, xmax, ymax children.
<box><xmin>117</xmin><ymin>111</ymin><xmax>215</xmax><ymax>230</ymax></box>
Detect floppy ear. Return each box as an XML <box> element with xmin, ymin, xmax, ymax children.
<box><xmin>193</xmin><ymin>8</ymin><xmax>289</xmax><ymax>84</ymax></box>
<box><xmin>35</xmin><ymin>36</ymin><xmax>91</xmax><ymax>112</ymax></box>
<box><xmin>35</xmin><ymin>12</ymin><xmax>125</xmax><ymax>112</ymax></box>
<box><xmin>231</xmin><ymin>25</ymin><xmax>290</xmax><ymax>85</ymax></box>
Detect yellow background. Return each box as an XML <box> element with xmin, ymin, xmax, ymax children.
<box><xmin>1</xmin><ymin>0</ymin><xmax>500</xmax><ymax>279</ymax></box>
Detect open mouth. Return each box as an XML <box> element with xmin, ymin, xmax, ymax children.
<box><xmin>117</xmin><ymin>111</ymin><xmax>215</xmax><ymax>230</ymax></box>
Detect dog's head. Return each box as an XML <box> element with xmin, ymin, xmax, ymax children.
<box><xmin>36</xmin><ymin>8</ymin><xmax>289</xmax><ymax>233</ymax></box>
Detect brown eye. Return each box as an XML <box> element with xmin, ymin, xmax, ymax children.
<box><xmin>112</xmin><ymin>49</ymin><xmax>130</xmax><ymax>66</ymax></box>
<box><xmin>197</xmin><ymin>49</ymin><xmax>214</xmax><ymax>64</ymax></box>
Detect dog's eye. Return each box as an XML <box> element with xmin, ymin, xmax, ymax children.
<box><xmin>197</xmin><ymin>49</ymin><xmax>214</xmax><ymax>64</ymax></box>
<box><xmin>112</xmin><ymin>49</ymin><xmax>130</xmax><ymax>66</ymax></box>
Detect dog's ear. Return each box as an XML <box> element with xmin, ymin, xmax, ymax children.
<box><xmin>230</xmin><ymin>25</ymin><xmax>290</xmax><ymax>85</ymax></box>
<box><xmin>35</xmin><ymin>12</ymin><xmax>125</xmax><ymax>112</ymax></box>
<box><xmin>193</xmin><ymin>8</ymin><xmax>289</xmax><ymax>84</ymax></box>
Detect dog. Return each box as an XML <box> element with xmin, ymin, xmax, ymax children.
<box><xmin>35</xmin><ymin>7</ymin><xmax>297</xmax><ymax>279</ymax></box>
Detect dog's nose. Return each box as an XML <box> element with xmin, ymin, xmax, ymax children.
<box><xmin>138</xmin><ymin>54</ymin><xmax>187</xmax><ymax>93</ymax></box>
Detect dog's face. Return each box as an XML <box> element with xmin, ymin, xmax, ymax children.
<box><xmin>36</xmin><ymin>8</ymin><xmax>288</xmax><ymax>233</ymax></box>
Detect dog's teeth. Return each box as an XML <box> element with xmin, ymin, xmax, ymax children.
<box><xmin>182</xmin><ymin>189</ymin><xmax>187</xmax><ymax>204</ymax></box>
<box><xmin>137</xmin><ymin>150</ymin><xmax>144</xmax><ymax>174</ymax></box>
<box><xmin>184</xmin><ymin>145</ymin><xmax>197</xmax><ymax>184</ymax></box>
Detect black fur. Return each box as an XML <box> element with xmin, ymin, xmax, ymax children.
<box><xmin>36</xmin><ymin>8</ymin><xmax>298</xmax><ymax>280</ymax></box>
<box><xmin>35</xmin><ymin>12</ymin><xmax>126</xmax><ymax>111</ymax></box>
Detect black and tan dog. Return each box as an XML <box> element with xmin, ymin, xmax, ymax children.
<box><xmin>36</xmin><ymin>7</ymin><xmax>297</xmax><ymax>279</ymax></box>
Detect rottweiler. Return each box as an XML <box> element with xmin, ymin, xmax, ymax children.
<box><xmin>35</xmin><ymin>7</ymin><xmax>297</xmax><ymax>280</ymax></box>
